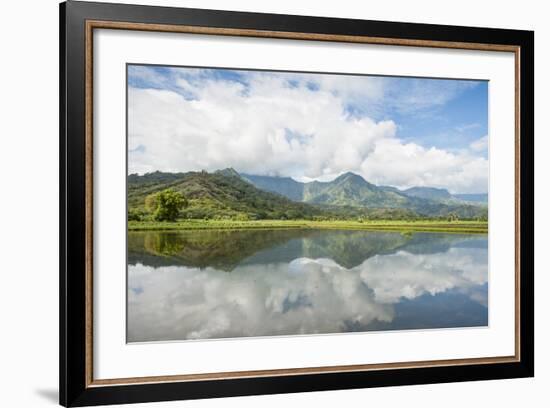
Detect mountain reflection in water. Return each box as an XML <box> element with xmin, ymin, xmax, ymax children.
<box><xmin>127</xmin><ymin>229</ymin><xmax>488</xmax><ymax>342</ymax></box>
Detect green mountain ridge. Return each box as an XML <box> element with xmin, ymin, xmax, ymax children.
<box><xmin>128</xmin><ymin>170</ymin><xmax>324</xmax><ymax>221</ymax></box>
<box><xmin>242</xmin><ymin>171</ymin><xmax>487</xmax><ymax>214</ymax></box>
<box><xmin>128</xmin><ymin>169</ymin><xmax>488</xmax><ymax>220</ymax></box>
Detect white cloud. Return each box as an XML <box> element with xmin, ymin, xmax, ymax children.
<box><xmin>360</xmin><ymin>138</ymin><xmax>488</xmax><ymax>193</ymax></box>
<box><xmin>456</xmin><ymin>122</ymin><xmax>481</xmax><ymax>132</ymax></box>
<box><xmin>470</xmin><ymin>135</ymin><xmax>489</xmax><ymax>152</ymax></box>
<box><xmin>128</xmin><ymin>69</ymin><xmax>488</xmax><ymax>193</ymax></box>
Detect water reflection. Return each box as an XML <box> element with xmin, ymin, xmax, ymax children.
<box><xmin>127</xmin><ymin>229</ymin><xmax>488</xmax><ymax>342</ymax></box>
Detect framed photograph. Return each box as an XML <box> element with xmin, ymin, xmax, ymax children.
<box><xmin>60</xmin><ymin>1</ymin><xmax>534</xmax><ymax>406</ymax></box>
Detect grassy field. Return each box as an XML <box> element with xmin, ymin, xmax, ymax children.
<box><xmin>128</xmin><ymin>219</ymin><xmax>488</xmax><ymax>234</ymax></box>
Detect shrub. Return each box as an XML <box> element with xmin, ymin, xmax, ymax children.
<box><xmin>128</xmin><ymin>208</ymin><xmax>146</xmax><ymax>221</ymax></box>
<box><xmin>145</xmin><ymin>189</ymin><xmax>188</xmax><ymax>222</ymax></box>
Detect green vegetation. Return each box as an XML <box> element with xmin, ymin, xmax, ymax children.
<box><xmin>128</xmin><ymin>219</ymin><xmax>487</xmax><ymax>234</ymax></box>
<box><xmin>144</xmin><ymin>188</ymin><xmax>188</xmax><ymax>221</ymax></box>
<box><xmin>243</xmin><ymin>171</ymin><xmax>488</xmax><ymax>218</ymax></box>
<box><xmin>128</xmin><ymin>170</ymin><xmax>325</xmax><ymax>221</ymax></box>
<box><xmin>127</xmin><ymin>169</ymin><xmax>489</xmax><ymax>233</ymax></box>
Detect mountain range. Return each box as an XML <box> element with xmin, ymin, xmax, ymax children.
<box><xmin>128</xmin><ymin>169</ymin><xmax>488</xmax><ymax>220</ymax></box>
<box><xmin>242</xmin><ymin>171</ymin><xmax>487</xmax><ymax>208</ymax></box>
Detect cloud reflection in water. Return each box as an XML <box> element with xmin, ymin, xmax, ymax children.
<box><xmin>127</xmin><ymin>232</ymin><xmax>488</xmax><ymax>342</ymax></box>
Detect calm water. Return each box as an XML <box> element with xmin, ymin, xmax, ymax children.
<box><xmin>127</xmin><ymin>229</ymin><xmax>488</xmax><ymax>342</ymax></box>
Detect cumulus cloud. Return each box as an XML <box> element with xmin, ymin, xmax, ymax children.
<box><xmin>470</xmin><ymin>135</ymin><xmax>489</xmax><ymax>152</ymax></box>
<box><xmin>360</xmin><ymin>138</ymin><xmax>488</xmax><ymax>192</ymax></box>
<box><xmin>127</xmin><ymin>245</ymin><xmax>488</xmax><ymax>342</ymax></box>
<box><xmin>128</xmin><ymin>66</ymin><xmax>487</xmax><ymax>193</ymax></box>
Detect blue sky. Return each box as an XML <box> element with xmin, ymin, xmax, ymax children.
<box><xmin>127</xmin><ymin>64</ymin><xmax>488</xmax><ymax>193</ymax></box>
<box><xmin>387</xmin><ymin>81</ymin><xmax>488</xmax><ymax>155</ymax></box>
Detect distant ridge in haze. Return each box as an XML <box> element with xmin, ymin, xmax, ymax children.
<box><xmin>452</xmin><ymin>193</ymin><xmax>488</xmax><ymax>204</ymax></box>
<box><xmin>402</xmin><ymin>187</ymin><xmax>452</xmax><ymax>200</ymax></box>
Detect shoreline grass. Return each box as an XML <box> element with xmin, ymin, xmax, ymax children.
<box><xmin>128</xmin><ymin>219</ymin><xmax>488</xmax><ymax>234</ymax></box>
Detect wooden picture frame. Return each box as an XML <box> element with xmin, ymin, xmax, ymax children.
<box><xmin>60</xmin><ymin>1</ymin><xmax>534</xmax><ymax>406</ymax></box>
